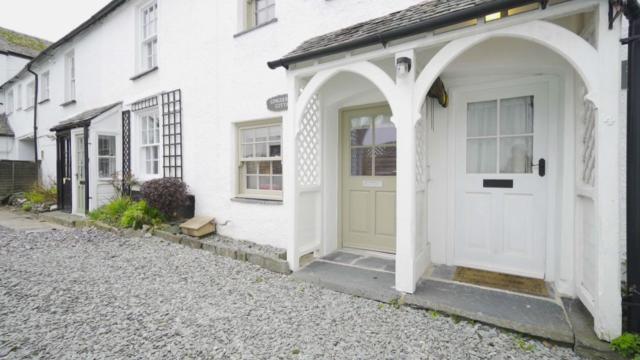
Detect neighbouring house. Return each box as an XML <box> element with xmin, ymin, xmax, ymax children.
<box><xmin>0</xmin><ymin>0</ymin><xmax>635</xmax><ymax>342</ymax></box>
<box><xmin>0</xmin><ymin>27</ymin><xmax>50</xmax><ymax>159</ymax></box>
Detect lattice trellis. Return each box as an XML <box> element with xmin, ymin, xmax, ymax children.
<box><xmin>161</xmin><ymin>89</ymin><xmax>183</xmax><ymax>179</ymax></box>
<box><xmin>415</xmin><ymin>116</ymin><xmax>427</xmax><ymax>186</ymax></box>
<box><xmin>582</xmin><ymin>100</ymin><xmax>596</xmax><ymax>186</ymax></box>
<box><xmin>297</xmin><ymin>93</ymin><xmax>320</xmax><ymax>187</ymax></box>
<box><xmin>121</xmin><ymin>110</ymin><xmax>132</xmax><ymax>195</ymax></box>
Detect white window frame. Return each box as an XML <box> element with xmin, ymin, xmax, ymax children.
<box><xmin>236</xmin><ymin>119</ymin><xmax>282</xmax><ymax>200</ymax></box>
<box><xmin>26</xmin><ymin>81</ymin><xmax>35</xmax><ymax>109</ymax></box>
<box><xmin>6</xmin><ymin>90</ymin><xmax>14</xmax><ymax>114</ymax></box>
<box><xmin>244</xmin><ymin>0</ymin><xmax>275</xmax><ymax>29</ymax></box>
<box><xmin>97</xmin><ymin>134</ymin><xmax>117</xmax><ymax>180</ymax></box>
<box><xmin>16</xmin><ymin>84</ymin><xmax>22</xmax><ymax>110</ymax></box>
<box><xmin>65</xmin><ymin>51</ymin><xmax>76</xmax><ymax>102</ymax></box>
<box><xmin>40</xmin><ymin>71</ymin><xmax>50</xmax><ymax>101</ymax></box>
<box><xmin>137</xmin><ymin>108</ymin><xmax>162</xmax><ymax>179</ymax></box>
<box><xmin>139</xmin><ymin>0</ymin><xmax>158</xmax><ymax>72</ymax></box>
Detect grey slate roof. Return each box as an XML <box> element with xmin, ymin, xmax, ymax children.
<box><xmin>269</xmin><ymin>0</ymin><xmax>539</xmax><ymax>68</ymax></box>
<box><xmin>0</xmin><ymin>27</ymin><xmax>51</xmax><ymax>58</ymax></box>
<box><xmin>50</xmin><ymin>102</ymin><xmax>122</xmax><ymax>132</ymax></box>
<box><xmin>0</xmin><ymin>113</ymin><xmax>14</xmax><ymax>137</ymax></box>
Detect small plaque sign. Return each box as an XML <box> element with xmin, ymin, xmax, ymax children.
<box><xmin>362</xmin><ymin>180</ymin><xmax>383</xmax><ymax>188</ymax></box>
<box><xmin>267</xmin><ymin>94</ymin><xmax>288</xmax><ymax>112</ymax></box>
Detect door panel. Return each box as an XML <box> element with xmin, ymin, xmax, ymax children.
<box><xmin>341</xmin><ymin>105</ymin><xmax>396</xmax><ymax>253</ymax></box>
<box><xmin>58</xmin><ymin>133</ymin><xmax>73</xmax><ymax>212</ymax></box>
<box><xmin>75</xmin><ymin>134</ymin><xmax>85</xmax><ymax>214</ymax></box>
<box><xmin>454</xmin><ymin>84</ymin><xmax>548</xmax><ymax>278</ymax></box>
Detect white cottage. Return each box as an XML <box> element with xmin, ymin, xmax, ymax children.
<box><xmin>0</xmin><ymin>0</ymin><xmax>635</xmax><ymax>342</ymax></box>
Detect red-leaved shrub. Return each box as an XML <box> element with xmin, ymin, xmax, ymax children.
<box><xmin>140</xmin><ymin>178</ymin><xmax>189</xmax><ymax>219</ymax></box>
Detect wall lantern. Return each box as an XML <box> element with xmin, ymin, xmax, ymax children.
<box><xmin>396</xmin><ymin>57</ymin><xmax>412</xmax><ymax>77</ymax></box>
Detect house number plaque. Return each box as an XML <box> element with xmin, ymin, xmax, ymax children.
<box><xmin>267</xmin><ymin>94</ymin><xmax>288</xmax><ymax>112</ymax></box>
<box><xmin>362</xmin><ymin>180</ymin><xmax>383</xmax><ymax>188</ymax></box>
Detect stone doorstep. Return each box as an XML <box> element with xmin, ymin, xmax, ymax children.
<box><xmin>38</xmin><ymin>211</ymin><xmax>89</xmax><ymax>228</ymax></box>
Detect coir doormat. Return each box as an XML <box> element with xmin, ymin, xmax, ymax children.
<box><xmin>453</xmin><ymin>267</ymin><xmax>550</xmax><ymax>298</ymax></box>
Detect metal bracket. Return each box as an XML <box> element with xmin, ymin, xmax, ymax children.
<box><xmin>622</xmin><ymin>34</ymin><xmax>640</xmax><ymax>45</ymax></box>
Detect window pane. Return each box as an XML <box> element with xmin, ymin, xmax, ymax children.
<box><xmin>272</xmin><ymin>161</ymin><xmax>282</xmax><ymax>175</ymax></box>
<box><xmin>467</xmin><ymin>138</ymin><xmax>497</xmax><ymax>173</ymax></box>
<box><xmin>259</xmin><ymin>176</ymin><xmax>271</xmax><ymax>190</ymax></box>
<box><xmin>269</xmin><ymin>125</ymin><xmax>281</xmax><ymax>141</ymax></box>
<box><xmin>500</xmin><ymin>136</ymin><xmax>533</xmax><ymax>173</ymax></box>
<box><xmin>255</xmin><ymin>127</ymin><xmax>268</xmax><ymax>142</ymax></box>
<box><xmin>351</xmin><ymin>148</ymin><xmax>372</xmax><ymax>176</ymax></box>
<box><xmin>241</xmin><ymin>128</ymin><xmax>254</xmax><ymax>143</ymax></box>
<box><xmin>374</xmin><ymin>115</ymin><xmax>396</xmax><ymax>146</ymax></box>
<box><xmin>467</xmin><ymin>100</ymin><xmax>497</xmax><ymax>137</ymax></box>
<box><xmin>269</xmin><ymin>143</ymin><xmax>281</xmax><ymax>157</ymax></box>
<box><xmin>246</xmin><ymin>161</ymin><xmax>258</xmax><ymax>174</ymax></box>
<box><xmin>99</xmin><ymin>158</ymin><xmax>111</xmax><ymax>178</ymax></box>
<box><xmin>500</xmin><ymin>96</ymin><xmax>534</xmax><ymax>135</ymax></box>
<box><xmin>98</xmin><ymin>136</ymin><xmax>115</xmax><ymax>156</ymax></box>
<box><xmin>243</xmin><ymin>144</ymin><xmax>254</xmax><ymax>158</ymax></box>
<box><xmin>350</xmin><ymin>116</ymin><xmax>373</xmax><ymax>146</ymax></box>
<box><xmin>272</xmin><ymin>175</ymin><xmax>282</xmax><ymax>190</ymax></box>
<box><xmin>374</xmin><ymin>146</ymin><xmax>396</xmax><ymax>176</ymax></box>
<box><xmin>246</xmin><ymin>176</ymin><xmax>257</xmax><ymax>189</ymax></box>
<box><xmin>255</xmin><ymin>143</ymin><xmax>267</xmax><ymax>157</ymax></box>
<box><xmin>258</xmin><ymin>161</ymin><xmax>271</xmax><ymax>174</ymax></box>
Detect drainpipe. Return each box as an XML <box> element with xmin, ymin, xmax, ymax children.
<box><xmin>26</xmin><ymin>64</ymin><xmax>39</xmax><ymax>183</ymax></box>
<box><xmin>624</xmin><ymin>0</ymin><xmax>640</xmax><ymax>333</ymax></box>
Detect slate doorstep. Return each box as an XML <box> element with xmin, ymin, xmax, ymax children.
<box><xmin>153</xmin><ymin>229</ymin><xmax>291</xmax><ymax>275</ymax></box>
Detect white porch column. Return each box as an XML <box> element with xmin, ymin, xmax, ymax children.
<box><xmin>284</xmin><ymin>73</ymin><xmax>300</xmax><ymax>271</ymax></box>
<box><xmin>395</xmin><ymin>50</ymin><xmax>418</xmax><ymax>293</ymax></box>
<box><xmin>592</xmin><ymin>1</ymin><xmax>623</xmax><ymax>340</ymax></box>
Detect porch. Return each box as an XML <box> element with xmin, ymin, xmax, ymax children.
<box><xmin>275</xmin><ymin>0</ymin><xmax>623</xmax><ymax>341</ymax></box>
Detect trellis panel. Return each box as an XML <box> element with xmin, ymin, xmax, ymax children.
<box><xmin>297</xmin><ymin>93</ymin><xmax>320</xmax><ymax>187</ymax></box>
<box><xmin>121</xmin><ymin>110</ymin><xmax>132</xmax><ymax>195</ymax></box>
<box><xmin>161</xmin><ymin>89</ymin><xmax>183</xmax><ymax>179</ymax></box>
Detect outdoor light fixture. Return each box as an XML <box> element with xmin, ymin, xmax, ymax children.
<box><xmin>396</xmin><ymin>57</ymin><xmax>412</xmax><ymax>76</ymax></box>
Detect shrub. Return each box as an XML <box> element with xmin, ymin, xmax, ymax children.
<box><xmin>119</xmin><ymin>200</ymin><xmax>164</xmax><ymax>229</ymax></box>
<box><xmin>611</xmin><ymin>333</ymin><xmax>640</xmax><ymax>359</ymax></box>
<box><xmin>89</xmin><ymin>197</ymin><xmax>133</xmax><ymax>225</ymax></box>
<box><xmin>140</xmin><ymin>178</ymin><xmax>189</xmax><ymax>219</ymax></box>
<box><xmin>22</xmin><ymin>203</ymin><xmax>32</xmax><ymax>212</ymax></box>
<box><xmin>25</xmin><ymin>182</ymin><xmax>57</xmax><ymax>204</ymax></box>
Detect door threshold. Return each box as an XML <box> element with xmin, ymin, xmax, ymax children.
<box><xmin>339</xmin><ymin>247</ymin><xmax>395</xmax><ymax>260</ymax></box>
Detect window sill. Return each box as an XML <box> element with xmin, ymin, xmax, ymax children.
<box><xmin>38</xmin><ymin>99</ymin><xmax>50</xmax><ymax>105</ymax></box>
<box><xmin>233</xmin><ymin>18</ymin><xmax>278</xmax><ymax>38</ymax></box>
<box><xmin>60</xmin><ymin>99</ymin><xmax>76</xmax><ymax>107</ymax></box>
<box><xmin>231</xmin><ymin>196</ymin><xmax>283</xmax><ymax>205</ymax></box>
<box><xmin>130</xmin><ymin>66</ymin><xmax>158</xmax><ymax>81</ymax></box>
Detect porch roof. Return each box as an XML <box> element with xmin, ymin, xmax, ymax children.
<box><xmin>50</xmin><ymin>102</ymin><xmax>121</xmax><ymax>132</ymax></box>
<box><xmin>267</xmin><ymin>0</ymin><xmax>548</xmax><ymax>69</ymax></box>
<box><xmin>0</xmin><ymin>114</ymin><xmax>14</xmax><ymax>137</ymax></box>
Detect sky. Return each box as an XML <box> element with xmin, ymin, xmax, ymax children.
<box><xmin>1</xmin><ymin>0</ymin><xmax>112</xmax><ymax>42</ymax></box>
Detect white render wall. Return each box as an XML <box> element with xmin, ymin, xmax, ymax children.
<box><xmin>1</xmin><ymin>0</ymin><xmax>430</xmax><ymax>249</ymax></box>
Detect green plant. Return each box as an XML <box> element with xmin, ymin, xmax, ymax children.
<box><xmin>89</xmin><ymin>197</ymin><xmax>133</xmax><ymax>225</ymax></box>
<box><xmin>119</xmin><ymin>200</ymin><xmax>164</xmax><ymax>230</ymax></box>
<box><xmin>516</xmin><ymin>337</ymin><xmax>535</xmax><ymax>352</ymax></box>
<box><xmin>21</xmin><ymin>203</ymin><xmax>32</xmax><ymax>212</ymax></box>
<box><xmin>140</xmin><ymin>178</ymin><xmax>189</xmax><ymax>219</ymax></box>
<box><xmin>611</xmin><ymin>333</ymin><xmax>640</xmax><ymax>358</ymax></box>
<box><xmin>24</xmin><ymin>182</ymin><xmax>57</xmax><ymax>204</ymax></box>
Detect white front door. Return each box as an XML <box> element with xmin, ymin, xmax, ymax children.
<box><xmin>75</xmin><ymin>134</ymin><xmax>85</xmax><ymax>214</ymax></box>
<box><xmin>454</xmin><ymin>83</ymin><xmax>548</xmax><ymax>278</ymax></box>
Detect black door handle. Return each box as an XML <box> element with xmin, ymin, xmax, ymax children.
<box><xmin>532</xmin><ymin>158</ymin><xmax>546</xmax><ymax>177</ymax></box>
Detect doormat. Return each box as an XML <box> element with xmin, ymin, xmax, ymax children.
<box><xmin>453</xmin><ymin>267</ymin><xmax>550</xmax><ymax>298</ymax></box>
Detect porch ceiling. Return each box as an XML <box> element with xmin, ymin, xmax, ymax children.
<box><xmin>267</xmin><ymin>0</ymin><xmax>553</xmax><ymax>69</ymax></box>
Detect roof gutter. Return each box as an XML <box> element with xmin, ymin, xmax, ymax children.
<box><xmin>267</xmin><ymin>0</ymin><xmax>548</xmax><ymax>69</ymax></box>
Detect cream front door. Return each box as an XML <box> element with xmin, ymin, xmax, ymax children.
<box><xmin>454</xmin><ymin>83</ymin><xmax>548</xmax><ymax>278</ymax></box>
<box><xmin>341</xmin><ymin>105</ymin><xmax>396</xmax><ymax>253</ymax></box>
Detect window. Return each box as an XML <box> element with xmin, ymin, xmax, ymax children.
<box><xmin>98</xmin><ymin>135</ymin><xmax>117</xmax><ymax>179</ymax></box>
<box><xmin>65</xmin><ymin>51</ymin><xmax>76</xmax><ymax>101</ymax></box>
<box><xmin>349</xmin><ymin>114</ymin><xmax>397</xmax><ymax>176</ymax></box>
<box><xmin>40</xmin><ymin>72</ymin><xmax>50</xmax><ymax>101</ymax></box>
<box><xmin>466</xmin><ymin>96</ymin><xmax>534</xmax><ymax>174</ymax></box>
<box><xmin>6</xmin><ymin>90</ymin><xmax>14</xmax><ymax>114</ymax></box>
<box><xmin>26</xmin><ymin>81</ymin><xmax>35</xmax><ymax>109</ymax></box>
<box><xmin>16</xmin><ymin>84</ymin><xmax>22</xmax><ymax>110</ymax></box>
<box><xmin>140</xmin><ymin>112</ymin><xmax>160</xmax><ymax>175</ymax></box>
<box><xmin>238</xmin><ymin>122</ymin><xmax>282</xmax><ymax>198</ymax></box>
<box><xmin>140</xmin><ymin>1</ymin><xmax>158</xmax><ymax>71</ymax></box>
<box><xmin>246</xmin><ymin>0</ymin><xmax>275</xmax><ymax>29</ymax></box>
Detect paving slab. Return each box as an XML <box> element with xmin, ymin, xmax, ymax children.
<box><xmin>563</xmin><ymin>298</ymin><xmax>623</xmax><ymax>359</ymax></box>
<box><xmin>353</xmin><ymin>256</ymin><xmax>395</xmax><ymax>272</ymax></box>
<box><xmin>405</xmin><ymin>278</ymin><xmax>574</xmax><ymax>344</ymax></box>
<box><xmin>0</xmin><ymin>208</ymin><xmax>64</xmax><ymax>232</ymax></box>
<box><xmin>322</xmin><ymin>251</ymin><xmax>362</xmax><ymax>264</ymax></box>
<box><xmin>293</xmin><ymin>260</ymin><xmax>398</xmax><ymax>303</ymax></box>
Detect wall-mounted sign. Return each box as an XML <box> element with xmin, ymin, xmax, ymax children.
<box><xmin>267</xmin><ymin>94</ymin><xmax>288</xmax><ymax>112</ymax></box>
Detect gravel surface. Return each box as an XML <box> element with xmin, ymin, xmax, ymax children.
<box><xmin>0</xmin><ymin>225</ymin><xmax>582</xmax><ymax>359</ymax></box>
